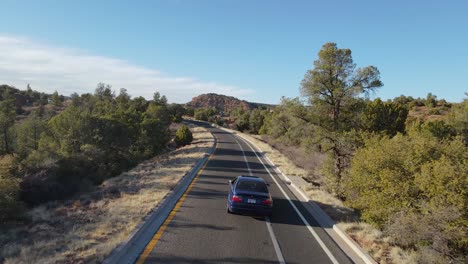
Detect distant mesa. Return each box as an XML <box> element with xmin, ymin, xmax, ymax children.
<box><xmin>186</xmin><ymin>93</ymin><xmax>273</xmax><ymax>112</ymax></box>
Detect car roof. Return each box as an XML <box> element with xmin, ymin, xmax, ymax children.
<box><xmin>237</xmin><ymin>175</ymin><xmax>266</xmax><ymax>182</ymax></box>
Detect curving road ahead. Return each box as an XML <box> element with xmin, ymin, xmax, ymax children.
<box><xmin>136</xmin><ymin>123</ymin><xmax>354</xmax><ymax>264</ymax></box>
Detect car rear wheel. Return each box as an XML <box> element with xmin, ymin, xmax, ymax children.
<box><xmin>227</xmin><ymin>206</ymin><xmax>231</xmax><ymax>214</ymax></box>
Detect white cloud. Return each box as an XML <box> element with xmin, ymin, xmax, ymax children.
<box><xmin>0</xmin><ymin>35</ymin><xmax>254</xmax><ymax>103</ymax></box>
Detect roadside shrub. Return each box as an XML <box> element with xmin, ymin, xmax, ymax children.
<box><xmin>386</xmin><ymin>204</ymin><xmax>464</xmax><ymax>261</ymax></box>
<box><xmin>184</xmin><ymin>107</ymin><xmax>195</xmax><ymax>117</ymax></box>
<box><xmin>249</xmin><ymin>109</ymin><xmax>264</xmax><ymax>134</ymax></box>
<box><xmin>216</xmin><ymin>118</ymin><xmax>225</xmax><ymax>127</ymax></box>
<box><xmin>194</xmin><ymin>110</ymin><xmax>207</xmax><ymax>121</ymax></box>
<box><xmin>360</xmin><ymin>98</ymin><xmax>408</xmax><ymax>136</ymax></box>
<box><xmin>345</xmin><ymin>131</ymin><xmax>467</xmax><ymax>260</ymax></box>
<box><xmin>174</xmin><ymin>125</ymin><xmax>193</xmax><ymax>147</ymax></box>
<box><xmin>194</xmin><ymin>108</ymin><xmax>215</xmax><ymax>121</ymax></box>
<box><xmin>421</xmin><ymin>120</ymin><xmax>457</xmax><ymax>140</ymax></box>
<box><xmin>447</xmin><ymin>99</ymin><xmax>468</xmax><ymax>145</ymax></box>
<box><xmin>0</xmin><ymin>156</ymin><xmax>22</xmax><ymax>221</ymax></box>
<box><xmin>20</xmin><ymin>169</ymin><xmax>65</xmax><ymax>205</ymax></box>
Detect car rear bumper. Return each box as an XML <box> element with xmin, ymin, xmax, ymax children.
<box><xmin>228</xmin><ymin>202</ymin><xmax>272</xmax><ymax>215</ymax></box>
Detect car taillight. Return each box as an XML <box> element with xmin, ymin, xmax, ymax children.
<box><xmin>262</xmin><ymin>198</ymin><xmax>273</xmax><ymax>205</ymax></box>
<box><xmin>231</xmin><ymin>195</ymin><xmax>243</xmax><ymax>203</ymax></box>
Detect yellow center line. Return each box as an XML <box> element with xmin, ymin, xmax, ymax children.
<box><xmin>135</xmin><ymin>138</ymin><xmax>217</xmax><ymax>264</ymax></box>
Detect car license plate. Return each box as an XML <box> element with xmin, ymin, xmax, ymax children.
<box><xmin>247</xmin><ymin>199</ymin><xmax>256</xmax><ymax>204</ymax></box>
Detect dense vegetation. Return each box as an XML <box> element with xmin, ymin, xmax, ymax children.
<box><xmin>0</xmin><ymin>83</ymin><xmax>185</xmax><ymax>223</ymax></box>
<box><xmin>1</xmin><ymin>41</ymin><xmax>466</xmax><ymax>262</ymax></box>
<box><xmin>174</xmin><ymin>125</ymin><xmax>193</xmax><ymax>147</ymax></box>
<box><xmin>192</xmin><ymin>43</ymin><xmax>467</xmax><ymax>262</ymax></box>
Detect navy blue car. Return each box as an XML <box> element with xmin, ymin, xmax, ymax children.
<box><xmin>227</xmin><ymin>175</ymin><xmax>273</xmax><ymax>216</ymax></box>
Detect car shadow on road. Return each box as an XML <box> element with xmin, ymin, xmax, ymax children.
<box><xmin>244</xmin><ymin>198</ymin><xmax>355</xmax><ymax>263</ymax></box>
<box><xmin>247</xmin><ymin>198</ymin><xmax>333</xmax><ymax>229</ymax></box>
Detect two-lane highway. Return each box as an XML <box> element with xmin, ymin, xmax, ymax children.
<box><xmin>136</xmin><ymin>124</ymin><xmax>353</xmax><ymax>264</ymax></box>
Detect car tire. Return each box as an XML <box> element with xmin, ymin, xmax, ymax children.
<box><xmin>227</xmin><ymin>207</ymin><xmax>231</xmax><ymax>214</ymax></box>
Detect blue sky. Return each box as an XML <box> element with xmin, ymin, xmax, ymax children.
<box><xmin>0</xmin><ymin>0</ymin><xmax>467</xmax><ymax>103</ymax></box>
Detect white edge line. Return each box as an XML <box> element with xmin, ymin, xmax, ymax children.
<box><xmin>271</xmin><ymin>160</ymin><xmax>374</xmax><ymax>263</ymax></box>
<box><xmin>235</xmin><ymin>135</ymin><xmax>340</xmax><ymax>264</ymax></box>
<box><xmin>266</xmin><ymin>217</ymin><xmax>286</xmax><ymax>264</ymax></box>
<box><xmin>232</xmin><ymin>137</ymin><xmax>286</xmax><ymax>264</ymax></box>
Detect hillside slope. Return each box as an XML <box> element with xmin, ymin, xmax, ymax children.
<box><xmin>186</xmin><ymin>93</ymin><xmax>273</xmax><ymax>113</ymax></box>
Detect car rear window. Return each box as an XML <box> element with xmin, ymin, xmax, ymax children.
<box><xmin>236</xmin><ymin>180</ymin><xmax>268</xmax><ymax>193</ymax></box>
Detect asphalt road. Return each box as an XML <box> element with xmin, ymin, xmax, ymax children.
<box><xmin>138</xmin><ymin>124</ymin><xmax>353</xmax><ymax>264</ymax></box>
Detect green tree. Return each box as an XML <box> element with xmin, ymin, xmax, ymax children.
<box><xmin>19</xmin><ymin>88</ymin><xmax>175</xmax><ymax>205</ymax></box>
<box><xmin>41</xmin><ymin>106</ymin><xmax>89</xmax><ymax>157</ymax></box>
<box><xmin>447</xmin><ymin>96</ymin><xmax>468</xmax><ymax>145</ymax></box>
<box><xmin>345</xmin><ymin>134</ymin><xmax>422</xmax><ymax>226</ymax></box>
<box><xmin>392</xmin><ymin>95</ymin><xmax>413</xmax><ymax>105</ymax></box>
<box><xmin>51</xmin><ymin>90</ymin><xmax>62</xmax><ymax>107</ymax></box>
<box><xmin>248</xmin><ymin>109</ymin><xmax>264</xmax><ymax>134</ymax></box>
<box><xmin>425</xmin><ymin>92</ymin><xmax>437</xmax><ymax>108</ymax></box>
<box><xmin>0</xmin><ymin>155</ymin><xmax>21</xmax><ymax>222</ymax></box>
<box><xmin>194</xmin><ymin>108</ymin><xmax>215</xmax><ymax>121</ymax></box>
<box><xmin>14</xmin><ymin>111</ymin><xmax>46</xmax><ymax>158</ymax></box>
<box><xmin>300</xmin><ymin>42</ymin><xmax>383</xmax><ymax>195</ymax></box>
<box><xmin>258</xmin><ymin>110</ymin><xmax>273</xmax><ymax>135</ymax></box>
<box><xmin>345</xmin><ymin>130</ymin><xmax>467</xmax><ymax>259</ymax></box>
<box><xmin>345</xmin><ymin>131</ymin><xmax>466</xmax><ymax>222</ymax></box>
<box><xmin>301</xmin><ymin>42</ymin><xmax>383</xmax><ymax>131</ymax></box>
<box><xmin>70</xmin><ymin>92</ymin><xmax>80</xmax><ymax>106</ymax></box>
<box><xmin>174</xmin><ymin>125</ymin><xmax>193</xmax><ymax>147</ymax></box>
<box><xmin>94</xmin><ymin>83</ymin><xmax>114</xmax><ymax>100</ymax></box>
<box><xmin>262</xmin><ymin>98</ymin><xmax>312</xmax><ymax>145</ymax></box>
<box><xmin>130</xmin><ymin>96</ymin><xmax>149</xmax><ymax>112</ymax></box>
<box><xmin>168</xmin><ymin>104</ymin><xmax>186</xmax><ymax>123</ymax></box>
<box><xmin>0</xmin><ymin>90</ymin><xmax>16</xmax><ymax>154</ymax></box>
<box><xmin>360</xmin><ymin>98</ymin><xmax>408</xmax><ymax>136</ymax></box>
<box><xmin>26</xmin><ymin>84</ymin><xmax>33</xmax><ymax>98</ymax></box>
<box><xmin>153</xmin><ymin>92</ymin><xmax>168</xmax><ymax>106</ymax></box>
<box><xmin>233</xmin><ymin>108</ymin><xmax>250</xmax><ymax>132</ymax></box>
<box><xmin>146</xmin><ymin>102</ymin><xmax>171</xmax><ymax>126</ymax></box>
<box><xmin>421</xmin><ymin>120</ymin><xmax>457</xmax><ymax>140</ymax></box>
<box><xmin>185</xmin><ymin>107</ymin><xmax>195</xmax><ymax>117</ymax></box>
<box><xmin>39</xmin><ymin>93</ymin><xmax>48</xmax><ymax>105</ymax></box>
<box><xmin>116</xmin><ymin>88</ymin><xmax>131</xmax><ymax>106</ymax></box>
<box><xmin>136</xmin><ymin>116</ymin><xmax>170</xmax><ymax>156</ymax></box>
<box><xmin>194</xmin><ymin>110</ymin><xmax>208</xmax><ymax>121</ymax></box>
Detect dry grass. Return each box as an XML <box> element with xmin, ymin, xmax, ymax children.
<box><xmin>338</xmin><ymin>222</ymin><xmax>419</xmax><ymax>264</ymax></box>
<box><xmin>302</xmin><ymin>187</ymin><xmax>358</xmax><ymax>223</ymax></box>
<box><xmin>237</xmin><ymin>131</ymin><xmax>421</xmax><ymax>264</ymax></box>
<box><xmin>0</xmin><ymin>124</ymin><xmax>213</xmax><ymax>264</ymax></box>
<box><xmin>238</xmin><ymin>133</ymin><xmax>309</xmax><ymax>178</ymax></box>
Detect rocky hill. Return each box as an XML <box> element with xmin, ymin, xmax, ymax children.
<box><xmin>186</xmin><ymin>93</ymin><xmax>273</xmax><ymax>113</ymax></box>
